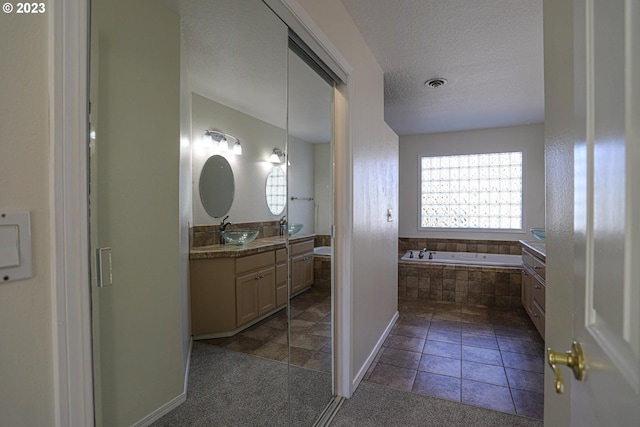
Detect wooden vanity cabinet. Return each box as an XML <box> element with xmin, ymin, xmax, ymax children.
<box><xmin>189</xmin><ymin>237</ymin><xmax>316</xmax><ymax>338</ymax></box>
<box><xmin>521</xmin><ymin>247</ymin><xmax>546</xmax><ymax>338</ymax></box>
<box><xmin>291</xmin><ymin>240</ymin><xmax>314</xmax><ymax>295</ymax></box>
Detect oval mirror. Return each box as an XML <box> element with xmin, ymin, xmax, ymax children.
<box><xmin>265</xmin><ymin>166</ymin><xmax>286</xmax><ymax>215</ymax></box>
<box><xmin>199</xmin><ymin>155</ymin><xmax>235</xmax><ymax>218</ymax></box>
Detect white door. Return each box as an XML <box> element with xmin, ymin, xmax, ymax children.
<box><xmin>562</xmin><ymin>0</ymin><xmax>640</xmax><ymax>424</ymax></box>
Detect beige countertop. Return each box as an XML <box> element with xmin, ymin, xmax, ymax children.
<box><xmin>519</xmin><ymin>240</ymin><xmax>546</xmax><ymax>261</ymax></box>
<box><xmin>190</xmin><ymin>233</ymin><xmax>315</xmax><ymax>260</ymax></box>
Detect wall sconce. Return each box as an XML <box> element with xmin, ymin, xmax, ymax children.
<box><xmin>203</xmin><ymin>129</ymin><xmax>242</xmax><ymax>155</ymax></box>
<box><xmin>268</xmin><ymin>148</ymin><xmax>285</xmax><ymax>163</ymax></box>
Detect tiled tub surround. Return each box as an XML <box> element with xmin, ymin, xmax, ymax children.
<box><xmin>399</xmin><ymin>237</ymin><xmax>523</xmax><ymax>256</ymax></box>
<box><xmin>398</xmin><ymin>262</ymin><xmax>522</xmax><ymax>308</ymax></box>
<box><xmin>399</xmin><ymin>238</ymin><xmax>524</xmax><ymax>308</ymax></box>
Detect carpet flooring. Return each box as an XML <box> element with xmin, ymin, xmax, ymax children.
<box><xmin>151</xmin><ymin>342</ymin><xmax>332</xmax><ymax>426</ymax></box>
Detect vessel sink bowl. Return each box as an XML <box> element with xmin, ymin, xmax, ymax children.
<box><xmin>221</xmin><ymin>230</ymin><xmax>260</xmax><ymax>245</ymax></box>
<box><xmin>288</xmin><ymin>223</ymin><xmax>303</xmax><ymax>236</ymax></box>
<box><xmin>530</xmin><ymin>228</ymin><xmax>546</xmax><ymax>242</ymax></box>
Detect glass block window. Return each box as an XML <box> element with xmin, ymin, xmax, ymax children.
<box><xmin>265</xmin><ymin>166</ymin><xmax>287</xmax><ymax>215</ymax></box>
<box><xmin>420</xmin><ymin>152</ymin><xmax>523</xmax><ymax>229</ymax></box>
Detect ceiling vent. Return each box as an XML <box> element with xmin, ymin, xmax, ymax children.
<box><xmin>424</xmin><ymin>78</ymin><xmax>447</xmax><ymax>88</ymax></box>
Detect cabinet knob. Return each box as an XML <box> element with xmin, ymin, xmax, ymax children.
<box><xmin>534</xmin><ymin>285</ymin><xmax>540</xmax><ymax>290</ymax></box>
<box><xmin>534</xmin><ymin>266</ymin><xmax>541</xmax><ymax>270</ymax></box>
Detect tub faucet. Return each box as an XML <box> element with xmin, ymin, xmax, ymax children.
<box><xmin>219</xmin><ymin>215</ymin><xmax>230</xmax><ymax>245</ymax></box>
<box><xmin>419</xmin><ymin>248</ymin><xmax>428</xmax><ymax>259</ymax></box>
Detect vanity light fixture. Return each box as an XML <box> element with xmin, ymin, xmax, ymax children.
<box><xmin>203</xmin><ymin>129</ymin><xmax>242</xmax><ymax>155</ymax></box>
<box><xmin>268</xmin><ymin>148</ymin><xmax>285</xmax><ymax>163</ymax></box>
<box><xmin>232</xmin><ymin>140</ymin><xmax>243</xmax><ymax>155</ymax></box>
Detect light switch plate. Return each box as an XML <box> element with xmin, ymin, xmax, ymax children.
<box><xmin>0</xmin><ymin>211</ymin><xmax>32</xmax><ymax>284</ymax></box>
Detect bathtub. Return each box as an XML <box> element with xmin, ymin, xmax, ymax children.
<box><xmin>313</xmin><ymin>246</ymin><xmax>331</xmax><ymax>256</ymax></box>
<box><xmin>400</xmin><ymin>250</ymin><xmax>522</xmax><ymax>267</ymax></box>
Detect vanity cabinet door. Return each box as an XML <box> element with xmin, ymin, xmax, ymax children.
<box><xmin>236</xmin><ymin>272</ymin><xmax>260</xmax><ymax>327</ymax></box>
<box><xmin>521</xmin><ymin>247</ymin><xmax>546</xmax><ymax>339</ymax></box>
<box><xmin>291</xmin><ymin>253</ymin><xmax>313</xmax><ymax>295</ymax></box>
<box><xmin>237</xmin><ymin>266</ymin><xmax>276</xmax><ymax>326</ymax></box>
<box><xmin>290</xmin><ymin>240</ymin><xmax>314</xmax><ymax>295</ymax></box>
<box><xmin>258</xmin><ymin>267</ymin><xmax>276</xmax><ymax>316</ymax></box>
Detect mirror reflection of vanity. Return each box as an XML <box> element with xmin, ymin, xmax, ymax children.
<box><xmin>182</xmin><ymin>0</ymin><xmax>336</xmax><ymax>423</ymax></box>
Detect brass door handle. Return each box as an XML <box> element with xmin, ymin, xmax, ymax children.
<box><xmin>547</xmin><ymin>341</ymin><xmax>586</xmax><ymax>394</ymax></box>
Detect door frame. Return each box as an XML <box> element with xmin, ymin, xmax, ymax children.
<box><xmin>50</xmin><ymin>1</ymin><xmax>355</xmax><ymax>425</ymax></box>
<box><xmin>49</xmin><ymin>0</ymin><xmax>93</xmax><ymax>426</ymax></box>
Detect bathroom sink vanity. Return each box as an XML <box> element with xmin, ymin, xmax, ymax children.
<box><xmin>189</xmin><ymin>235</ymin><xmax>315</xmax><ymax>338</ymax></box>
<box><xmin>520</xmin><ymin>240</ymin><xmax>546</xmax><ymax>338</ymax></box>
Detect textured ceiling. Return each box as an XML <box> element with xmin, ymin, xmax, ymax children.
<box><xmin>341</xmin><ymin>0</ymin><xmax>544</xmax><ymax>136</ymax></box>
<box><xmin>162</xmin><ymin>0</ymin><xmax>332</xmax><ymax>143</ymax></box>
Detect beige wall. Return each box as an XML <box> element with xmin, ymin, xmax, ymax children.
<box><xmin>543</xmin><ymin>0</ymin><xmax>574</xmax><ymax>424</ymax></box>
<box><xmin>399</xmin><ymin>124</ymin><xmax>545</xmax><ymax>241</ymax></box>
<box><xmin>0</xmin><ymin>11</ymin><xmax>54</xmax><ymax>426</ymax></box>
<box><xmin>92</xmin><ymin>1</ymin><xmax>184</xmax><ymax>425</ymax></box>
<box><xmin>298</xmin><ymin>0</ymin><xmax>400</xmax><ymax>391</ymax></box>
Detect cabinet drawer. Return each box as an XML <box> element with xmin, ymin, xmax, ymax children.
<box><xmin>522</xmin><ymin>248</ymin><xmax>546</xmax><ymax>280</ymax></box>
<box><xmin>530</xmin><ymin>300</ymin><xmax>545</xmax><ymax>339</ymax></box>
<box><xmin>236</xmin><ymin>251</ymin><xmax>274</xmax><ymax>275</ymax></box>
<box><xmin>531</xmin><ymin>276</ymin><xmax>546</xmax><ymax>312</ymax></box>
<box><xmin>291</xmin><ymin>240</ymin><xmax>314</xmax><ymax>256</ymax></box>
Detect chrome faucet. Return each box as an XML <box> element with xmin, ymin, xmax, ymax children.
<box><xmin>219</xmin><ymin>215</ymin><xmax>230</xmax><ymax>245</ymax></box>
<box><xmin>419</xmin><ymin>248</ymin><xmax>428</xmax><ymax>259</ymax></box>
<box><xmin>279</xmin><ymin>215</ymin><xmax>287</xmax><ymax>236</ymax></box>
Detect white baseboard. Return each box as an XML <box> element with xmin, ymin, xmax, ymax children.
<box><xmin>351</xmin><ymin>311</ymin><xmax>399</xmax><ymax>390</ymax></box>
<box><xmin>131</xmin><ymin>392</ymin><xmax>186</xmax><ymax>427</ymax></box>
<box><xmin>132</xmin><ymin>338</ymin><xmax>193</xmax><ymax>427</ymax></box>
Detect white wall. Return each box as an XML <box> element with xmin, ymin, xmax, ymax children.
<box><xmin>288</xmin><ymin>137</ymin><xmax>316</xmax><ymax>233</ymax></box>
<box><xmin>191</xmin><ymin>93</ymin><xmax>315</xmax><ymax>233</ymax></box>
<box><xmin>399</xmin><ymin>124</ymin><xmax>545</xmax><ymax>241</ymax></box>
<box><xmin>542</xmin><ymin>0</ymin><xmax>574</xmax><ymax>424</ymax></box>
<box><xmin>298</xmin><ymin>0</ymin><xmax>400</xmax><ymax>394</ymax></box>
<box><xmin>0</xmin><ymin>11</ymin><xmax>54</xmax><ymax>426</ymax></box>
<box><xmin>314</xmin><ymin>143</ymin><xmax>332</xmax><ymax>235</ymax></box>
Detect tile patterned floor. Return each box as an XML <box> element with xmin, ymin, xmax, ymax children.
<box><xmin>201</xmin><ymin>288</ymin><xmax>333</xmax><ymax>373</ymax></box>
<box><xmin>364</xmin><ymin>297</ymin><xmax>545</xmax><ymax>420</ymax></box>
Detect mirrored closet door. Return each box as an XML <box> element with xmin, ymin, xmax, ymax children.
<box><xmin>89</xmin><ymin>0</ymin><xmax>336</xmax><ymax>425</ymax></box>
